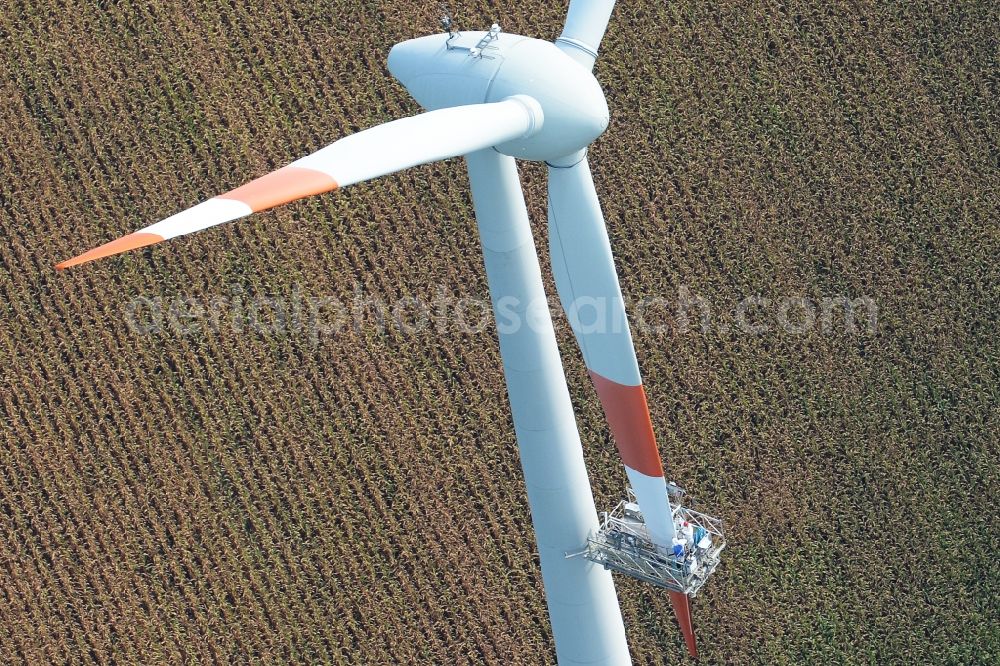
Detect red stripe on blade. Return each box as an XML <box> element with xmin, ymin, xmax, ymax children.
<box><xmin>217</xmin><ymin>165</ymin><xmax>338</xmax><ymax>213</ymax></box>
<box><xmin>56</xmin><ymin>232</ymin><xmax>165</xmax><ymax>270</ymax></box>
<box><xmin>669</xmin><ymin>590</ymin><xmax>698</xmax><ymax>657</ymax></box>
<box><xmin>588</xmin><ymin>371</ymin><xmax>664</xmax><ymax>478</ymax></box>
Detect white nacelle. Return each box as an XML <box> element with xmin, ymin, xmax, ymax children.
<box><xmin>388</xmin><ymin>31</ymin><xmax>609</xmax><ymax>163</ymax></box>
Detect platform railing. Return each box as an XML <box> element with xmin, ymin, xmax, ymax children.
<box><xmin>584</xmin><ymin>487</ymin><xmax>726</xmax><ymax>596</ymax></box>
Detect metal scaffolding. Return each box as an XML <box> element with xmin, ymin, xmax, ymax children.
<box><xmin>585</xmin><ymin>487</ymin><xmax>725</xmax><ymax>596</ymax></box>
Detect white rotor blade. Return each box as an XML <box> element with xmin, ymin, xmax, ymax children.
<box><xmin>556</xmin><ymin>0</ymin><xmax>617</xmax><ymax>69</ymax></box>
<box><xmin>57</xmin><ymin>97</ymin><xmax>542</xmax><ymax>269</ymax></box>
<box><xmin>548</xmin><ymin>155</ymin><xmax>701</xmax><ymax>657</ymax></box>
<box><xmin>547</xmin><ymin>156</ymin><xmax>676</xmax><ymax>549</ymax></box>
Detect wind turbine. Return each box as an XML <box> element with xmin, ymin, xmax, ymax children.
<box><xmin>57</xmin><ymin>2</ymin><xmax>715</xmax><ymax>661</ymax></box>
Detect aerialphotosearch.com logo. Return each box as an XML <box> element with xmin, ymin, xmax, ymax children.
<box><xmin>643</xmin><ymin>286</ymin><xmax>878</xmax><ymax>336</ymax></box>
<box><xmin>124</xmin><ymin>283</ymin><xmax>878</xmax><ymax>344</ymax></box>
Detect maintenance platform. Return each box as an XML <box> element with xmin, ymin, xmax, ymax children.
<box><xmin>585</xmin><ymin>485</ymin><xmax>725</xmax><ymax>596</ymax></box>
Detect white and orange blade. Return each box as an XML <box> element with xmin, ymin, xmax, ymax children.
<box><xmin>57</xmin><ymin>97</ymin><xmax>542</xmax><ymax>269</ymax></box>
<box><xmin>547</xmin><ymin>154</ymin><xmax>698</xmax><ymax>657</ymax></box>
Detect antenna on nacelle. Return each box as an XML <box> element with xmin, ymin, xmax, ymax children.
<box><xmin>439</xmin><ymin>3</ymin><xmax>459</xmax><ymax>48</ymax></box>
<box><xmin>439</xmin><ymin>5</ymin><xmax>453</xmax><ymax>32</ymax></box>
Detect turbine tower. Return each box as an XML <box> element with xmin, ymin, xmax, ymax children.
<box><xmin>57</xmin><ymin>2</ymin><xmax>724</xmax><ymax>662</ymax></box>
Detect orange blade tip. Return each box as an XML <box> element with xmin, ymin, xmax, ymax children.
<box><xmin>55</xmin><ymin>232</ymin><xmax>165</xmax><ymax>270</ymax></box>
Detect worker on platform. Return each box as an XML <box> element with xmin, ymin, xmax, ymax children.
<box><xmin>672</xmin><ymin>535</ymin><xmax>685</xmax><ymax>559</ymax></box>
<box><xmin>681</xmin><ymin>520</ymin><xmax>695</xmax><ymax>543</ymax></box>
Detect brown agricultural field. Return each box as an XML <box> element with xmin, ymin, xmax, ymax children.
<box><xmin>1</xmin><ymin>1</ymin><xmax>997</xmax><ymax>663</ymax></box>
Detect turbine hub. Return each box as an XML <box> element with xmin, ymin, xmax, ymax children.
<box><xmin>388</xmin><ymin>30</ymin><xmax>609</xmax><ymax>162</ymax></box>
